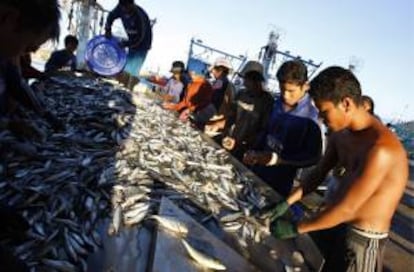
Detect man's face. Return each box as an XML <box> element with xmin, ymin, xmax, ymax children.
<box><xmin>0</xmin><ymin>9</ymin><xmax>51</xmax><ymax>58</ymax></box>
<box><xmin>280</xmin><ymin>82</ymin><xmax>307</xmax><ymax>107</ymax></box>
<box><xmin>316</xmin><ymin>99</ymin><xmax>349</xmax><ymax>132</ymax></box>
<box><xmin>210</xmin><ymin>67</ymin><xmax>221</xmax><ymax>79</ymax></box>
<box><xmin>243</xmin><ymin>77</ymin><xmax>255</xmax><ymax>90</ymax></box>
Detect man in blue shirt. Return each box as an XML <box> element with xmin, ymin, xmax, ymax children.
<box><xmin>105</xmin><ymin>0</ymin><xmax>153</xmax><ymax>89</ymax></box>
<box><xmin>243</xmin><ymin>60</ymin><xmax>322</xmax><ymax>197</ymax></box>
<box><xmin>45</xmin><ymin>35</ymin><xmax>78</xmax><ymax>73</ymax></box>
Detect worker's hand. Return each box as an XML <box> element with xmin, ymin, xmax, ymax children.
<box><xmin>270</xmin><ymin>219</ymin><xmax>298</xmax><ymax>239</ymax></box>
<box><xmin>243</xmin><ymin>150</ymin><xmax>259</xmax><ymax>165</ymax></box>
<box><xmin>259</xmin><ymin>200</ymin><xmax>290</xmax><ymax>221</ymax></box>
<box><xmin>243</xmin><ymin>150</ymin><xmax>274</xmax><ymax>166</ymax></box>
<box><xmin>222</xmin><ymin>136</ymin><xmax>236</xmax><ymax>151</ymax></box>
<box><xmin>179</xmin><ymin>109</ymin><xmax>190</xmax><ymax>121</ymax></box>
<box><xmin>162</xmin><ymin>102</ymin><xmax>174</xmax><ymax>110</ymax></box>
<box><xmin>204</xmin><ymin>124</ymin><xmax>218</xmax><ymax>132</ymax></box>
<box><xmin>105</xmin><ymin>29</ymin><xmax>112</xmax><ymax>39</ymax></box>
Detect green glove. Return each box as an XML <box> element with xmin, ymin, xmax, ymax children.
<box><xmin>271</xmin><ymin>219</ymin><xmax>298</xmax><ymax>239</ymax></box>
<box><xmin>260</xmin><ymin>200</ymin><xmax>290</xmax><ymax>221</ymax></box>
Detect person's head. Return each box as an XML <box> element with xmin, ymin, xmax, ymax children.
<box><xmin>170</xmin><ymin>60</ymin><xmax>185</xmax><ymax>79</ymax></box>
<box><xmin>238</xmin><ymin>61</ymin><xmax>265</xmax><ymax>92</ymax></box>
<box><xmin>276</xmin><ymin>60</ymin><xmax>309</xmax><ymax>107</ymax></box>
<box><xmin>210</xmin><ymin>58</ymin><xmax>232</xmax><ymax>79</ymax></box>
<box><xmin>119</xmin><ymin>0</ymin><xmax>135</xmax><ymax>14</ymax></box>
<box><xmin>361</xmin><ymin>95</ymin><xmax>375</xmax><ymax>114</ymax></box>
<box><xmin>310</xmin><ymin>66</ymin><xmax>363</xmax><ymax>132</ymax></box>
<box><xmin>0</xmin><ymin>0</ymin><xmax>60</xmax><ymax>58</ymax></box>
<box><xmin>64</xmin><ymin>35</ymin><xmax>79</xmax><ymax>53</ymax></box>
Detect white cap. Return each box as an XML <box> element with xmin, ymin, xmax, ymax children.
<box><xmin>212</xmin><ymin>57</ymin><xmax>233</xmax><ymax>70</ymax></box>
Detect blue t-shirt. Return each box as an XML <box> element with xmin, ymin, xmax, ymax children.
<box><xmin>45</xmin><ymin>49</ymin><xmax>77</xmax><ymax>72</ymax></box>
<box><xmin>105</xmin><ymin>4</ymin><xmax>152</xmax><ymax>51</ymax></box>
<box><xmin>253</xmin><ymin>94</ymin><xmax>322</xmax><ymax>196</ymax></box>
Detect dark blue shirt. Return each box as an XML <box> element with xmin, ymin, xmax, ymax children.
<box><xmin>253</xmin><ymin>94</ymin><xmax>322</xmax><ymax>196</ymax></box>
<box><xmin>105</xmin><ymin>4</ymin><xmax>152</xmax><ymax>51</ymax></box>
<box><xmin>45</xmin><ymin>49</ymin><xmax>77</xmax><ymax>72</ymax></box>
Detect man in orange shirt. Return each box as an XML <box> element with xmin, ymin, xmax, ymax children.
<box><xmin>163</xmin><ymin>72</ymin><xmax>213</xmax><ymax>127</ymax></box>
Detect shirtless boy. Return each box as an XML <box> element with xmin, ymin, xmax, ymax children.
<box><xmin>267</xmin><ymin>66</ymin><xmax>408</xmax><ymax>271</ymax></box>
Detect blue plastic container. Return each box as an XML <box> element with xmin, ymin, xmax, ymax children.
<box><xmin>85</xmin><ymin>35</ymin><xmax>127</xmax><ymax>76</ymax></box>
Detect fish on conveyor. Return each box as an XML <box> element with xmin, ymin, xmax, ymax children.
<box><xmin>181</xmin><ymin>239</ymin><xmax>226</xmax><ymax>271</ymax></box>
<box><xmin>149</xmin><ymin>215</ymin><xmax>188</xmax><ymax>235</ymax></box>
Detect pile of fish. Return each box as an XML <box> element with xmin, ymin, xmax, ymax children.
<box><xmin>0</xmin><ymin>74</ymin><xmax>273</xmax><ymax>271</ymax></box>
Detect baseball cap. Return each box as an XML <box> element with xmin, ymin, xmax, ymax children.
<box><xmin>211</xmin><ymin>57</ymin><xmax>233</xmax><ymax>70</ymax></box>
<box><xmin>238</xmin><ymin>60</ymin><xmax>265</xmax><ymax>80</ymax></box>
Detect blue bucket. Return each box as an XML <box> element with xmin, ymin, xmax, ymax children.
<box><xmin>85</xmin><ymin>35</ymin><xmax>127</xmax><ymax>76</ymax></box>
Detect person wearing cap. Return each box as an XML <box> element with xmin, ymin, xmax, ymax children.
<box><xmin>105</xmin><ymin>0</ymin><xmax>153</xmax><ymax>89</ymax></box>
<box><xmin>243</xmin><ymin>60</ymin><xmax>322</xmax><ymax>197</ymax></box>
<box><xmin>159</xmin><ymin>61</ymin><xmax>186</xmax><ymax>103</ymax></box>
<box><xmin>221</xmin><ymin>60</ymin><xmax>274</xmax><ymax>160</ymax></box>
<box><xmin>204</xmin><ymin>58</ymin><xmax>236</xmax><ymax>138</ymax></box>
<box><xmin>163</xmin><ymin>70</ymin><xmax>213</xmax><ymax>126</ymax></box>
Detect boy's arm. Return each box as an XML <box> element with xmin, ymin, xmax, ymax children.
<box><xmin>298</xmin><ymin>145</ymin><xmax>393</xmax><ymax>233</ymax></box>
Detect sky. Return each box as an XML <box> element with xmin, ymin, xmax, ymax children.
<box><xmin>66</xmin><ymin>0</ymin><xmax>414</xmax><ymax>121</ymax></box>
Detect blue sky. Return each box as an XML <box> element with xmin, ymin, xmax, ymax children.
<box><xmin>94</xmin><ymin>0</ymin><xmax>413</xmax><ymax>120</ymax></box>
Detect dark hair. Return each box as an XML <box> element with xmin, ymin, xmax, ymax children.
<box><xmin>245</xmin><ymin>71</ymin><xmax>265</xmax><ymax>82</ymax></box>
<box><xmin>2</xmin><ymin>0</ymin><xmax>60</xmax><ymax>41</ymax></box>
<box><xmin>361</xmin><ymin>95</ymin><xmax>375</xmax><ymax>114</ymax></box>
<box><xmin>119</xmin><ymin>0</ymin><xmax>134</xmax><ymax>5</ymax></box>
<box><xmin>64</xmin><ymin>35</ymin><xmax>79</xmax><ymax>47</ymax></box>
<box><xmin>276</xmin><ymin>60</ymin><xmax>308</xmax><ymax>85</ymax></box>
<box><xmin>309</xmin><ymin>66</ymin><xmax>362</xmax><ymax>105</ymax></box>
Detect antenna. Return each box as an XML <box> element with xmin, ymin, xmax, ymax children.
<box><xmin>348</xmin><ymin>56</ymin><xmax>364</xmax><ymax>73</ymax></box>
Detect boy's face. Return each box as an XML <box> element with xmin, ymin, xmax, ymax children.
<box><xmin>0</xmin><ymin>9</ymin><xmax>51</xmax><ymax>58</ymax></box>
<box><xmin>280</xmin><ymin>82</ymin><xmax>308</xmax><ymax>107</ymax></box>
<box><xmin>316</xmin><ymin>99</ymin><xmax>350</xmax><ymax>132</ymax></box>
<box><xmin>66</xmin><ymin>42</ymin><xmax>78</xmax><ymax>53</ymax></box>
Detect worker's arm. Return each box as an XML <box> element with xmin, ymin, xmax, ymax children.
<box><xmin>104</xmin><ymin>6</ymin><xmax>121</xmax><ymax>35</ymax></box>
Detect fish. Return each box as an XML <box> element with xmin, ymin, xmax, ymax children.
<box><xmin>0</xmin><ymin>73</ymin><xmax>281</xmax><ymax>270</ymax></box>
<box><xmin>149</xmin><ymin>215</ymin><xmax>188</xmax><ymax>235</ymax></box>
<box><xmin>181</xmin><ymin>239</ymin><xmax>226</xmax><ymax>270</ymax></box>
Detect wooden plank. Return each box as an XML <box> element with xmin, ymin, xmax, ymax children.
<box><xmin>150</xmin><ymin>197</ymin><xmax>259</xmax><ymax>272</ymax></box>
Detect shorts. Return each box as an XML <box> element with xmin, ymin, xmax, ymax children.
<box><xmin>124</xmin><ymin>49</ymin><xmax>148</xmax><ymax>77</ymax></box>
<box><xmin>344</xmin><ymin>226</ymin><xmax>388</xmax><ymax>272</ymax></box>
